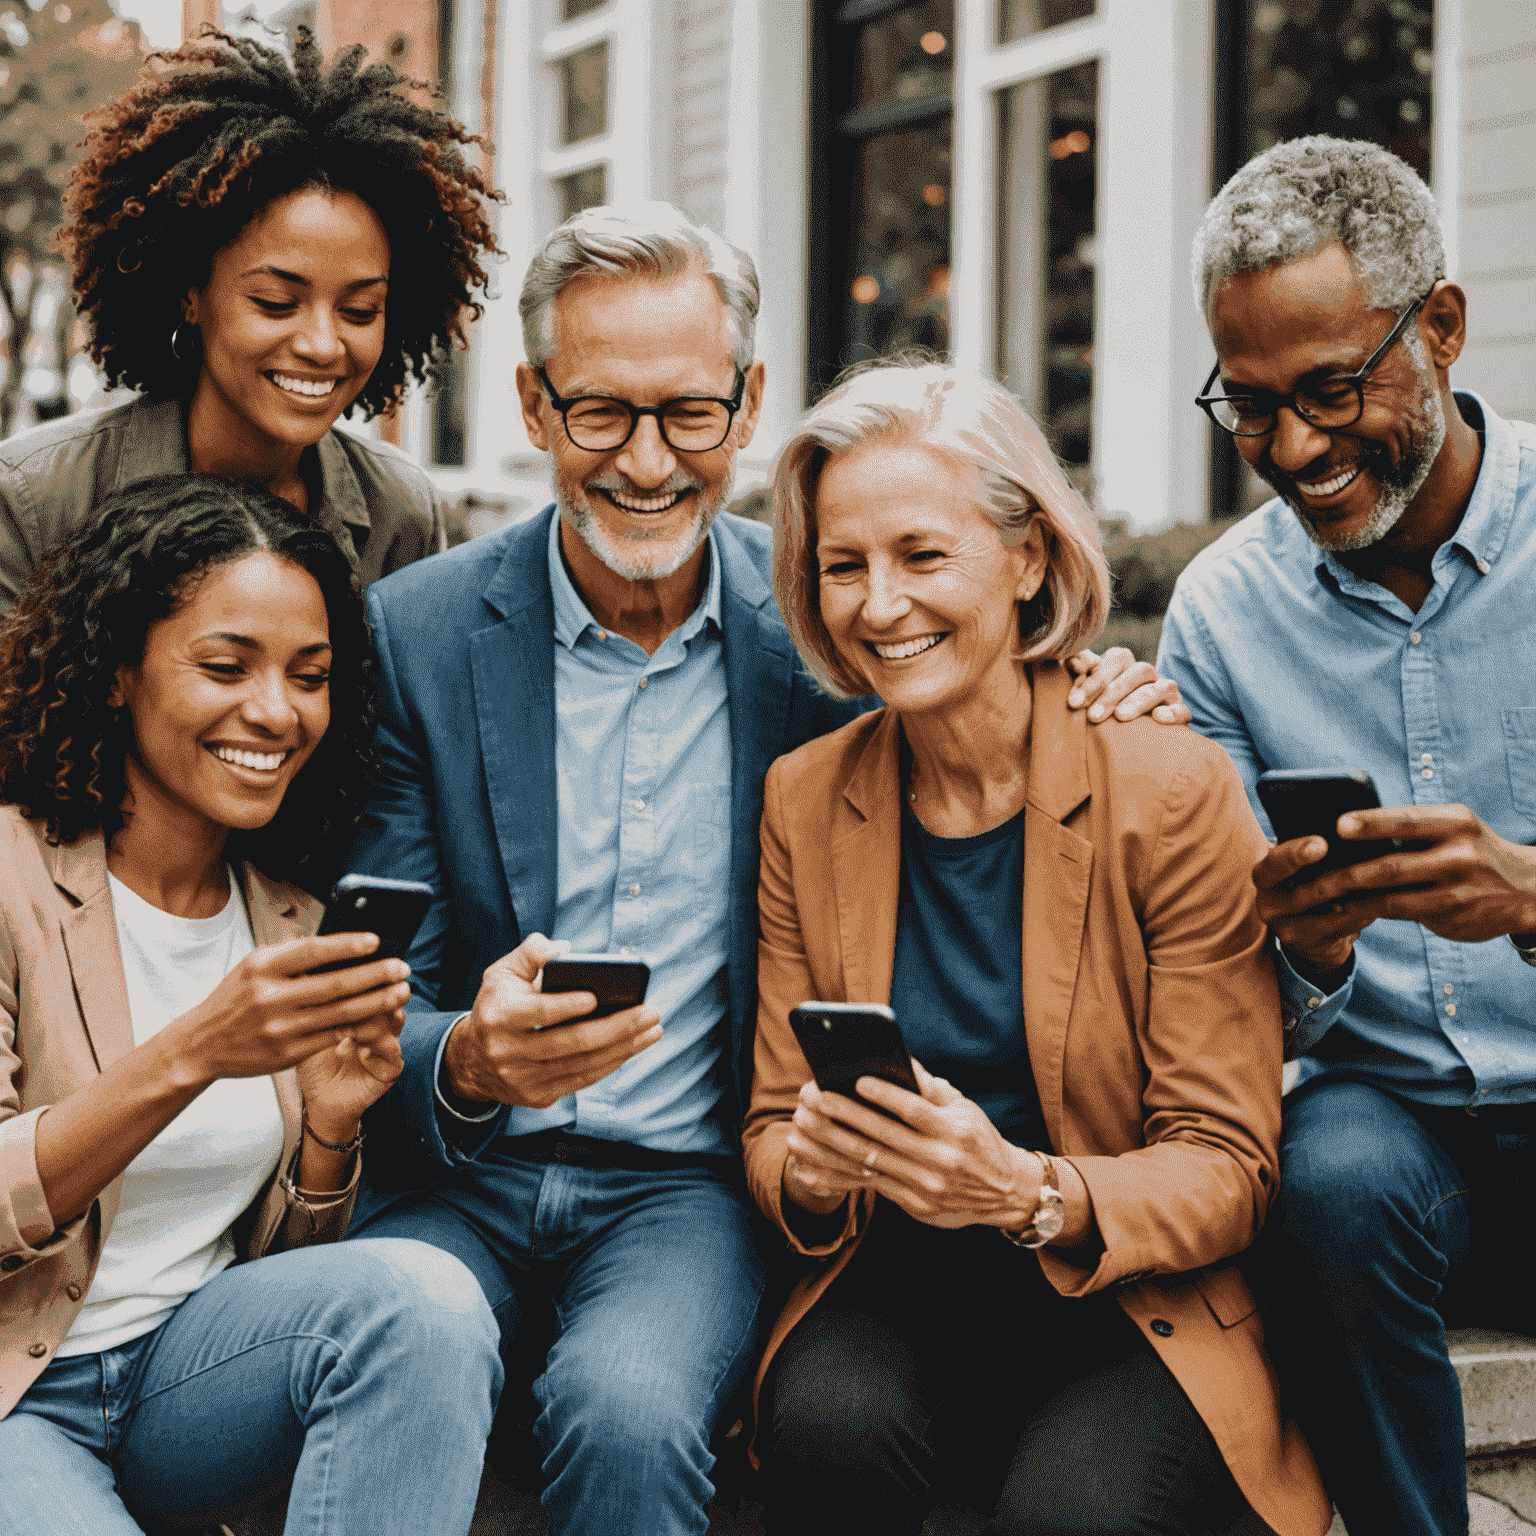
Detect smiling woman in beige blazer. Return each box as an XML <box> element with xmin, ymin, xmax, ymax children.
<box><xmin>0</xmin><ymin>475</ymin><xmax>500</xmax><ymax>1536</ymax></box>
<box><xmin>743</xmin><ymin>361</ymin><xmax>1331</xmax><ymax>1536</ymax></box>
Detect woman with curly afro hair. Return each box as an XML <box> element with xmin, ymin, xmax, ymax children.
<box><xmin>0</xmin><ymin>26</ymin><xmax>502</xmax><ymax>612</ymax></box>
<box><xmin>0</xmin><ymin>472</ymin><xmax>501</xmax><ymax>1535</ymax></box>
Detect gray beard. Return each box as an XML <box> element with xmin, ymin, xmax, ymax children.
<box><xmin>1283</xmin><ymin>385</ymin><xmax>1447</xmax><ymax>554</ymax></box>
<box><xmin>553</xmin><ymin>466</ymin><xmax>733</xmax><ymax>582</ymax></box>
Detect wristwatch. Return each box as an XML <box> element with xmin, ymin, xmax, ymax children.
<box><xmin>1511</xmin><ymin>933</ymin><xmax>1536</xmax><ymax>969</ymax></box>
<box><xmin>1001</xmin><ymin>1150</ymin><xmax>1065</xmax><ymax>1249</ymax></box>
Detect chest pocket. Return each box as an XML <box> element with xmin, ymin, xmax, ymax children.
<box><xmin>1503</xmin><ymin>708</ymin><xmax>1536</xmax><ymax>829</ymax></box>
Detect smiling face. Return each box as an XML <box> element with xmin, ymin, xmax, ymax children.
<box><xmin>1210</xmin><ymin>242</ymin><xmax>1447</xmax><ymax>552</ymax></box>
<box><xmin>813</xmin><ymin>442</ymin><xmax>1046</xmax><ymax>720</ymax></box>
<box><xmin>185</xmin><ymin>187</ymin><xmax>390</xmax><ymax>460</ymax></box>
<box><xmin>516</xmin><ymin>265</ymin><xmax>765</xmax><ymax>585</ymax></box>
<box><xmin>114</xmin><ymin>551</ymin><xmax>332</xmax><ymax>842</ymax></box>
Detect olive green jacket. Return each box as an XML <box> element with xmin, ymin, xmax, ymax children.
<box><xmin>0</xmin><ymin>396</ymin><xmax>446</xmax><ymax>613</ymax></box>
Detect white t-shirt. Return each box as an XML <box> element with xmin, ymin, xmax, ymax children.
<box><xmin>57</xmin><ymin>866</ymin><xmax>285</xmax><ymax>1357</ymax></box>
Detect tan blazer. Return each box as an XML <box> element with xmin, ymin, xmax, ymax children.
<box><xmin>0</xmin><ymin>806</ymin><xmax>356</xmax><ymax>1418</ymax></box>
<box><xmin>743</xmin><ymin>662</ymin><xmax>1331</xmax><ymax>1536</ymax></box>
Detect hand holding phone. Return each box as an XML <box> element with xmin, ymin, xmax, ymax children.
<box><xmin>1255</xmin><ymin>769</ymin><xmax>1395</xmax><ymax>881</ymax></box>
<box><xmin>310</xmin><ymin>874</ymin><xmax>434</xmax><ymax>975</ymax></box>
<box><xmin>537</xmin><ymin>953</ymin><xmax>651</xmax><ymax>1028</ymax></box>
<box><xmin>789</xmin><ymin>1002</ymin><xmax>919</xmax><ymax>1105</ymax></box>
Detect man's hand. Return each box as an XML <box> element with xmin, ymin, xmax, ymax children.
<box><xmin>1255</xmin><ymin>805</ymin><xmax>1536</xmax><ymax>984</ymax></box>
<box><xmin>442</xmin><ymin>934</ymin><xmax>663</xmax><ymax>1110</ymax></box>
<box><xmin>1066</xmin><ymin>647</ymin><xmax>1190</xmax><ymax>725</ymax></box>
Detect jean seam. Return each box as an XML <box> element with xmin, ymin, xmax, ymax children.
<box><xmin>121</xmin><ymin>1331</ymin><xmax>344</xmax><ymax>1419</ymax></box>
<box><xmin>1423</xmin><ymin>1186</ymin><xmax>1470</xmax><ymax>1224</ymax></box>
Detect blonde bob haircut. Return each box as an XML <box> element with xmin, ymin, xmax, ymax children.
<box><xmin>771</xmin><ymin>359</ymin><xmax>1111</xmax><ymax>700</ymax></box>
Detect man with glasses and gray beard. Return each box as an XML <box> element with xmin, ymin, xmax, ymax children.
<box><xmin>337</xmin><ymin>201</ymin><xmax>1173</xmax><ymax>1535</ymax></box>
<box><xmin>1158</xmin><ymin>138</ymin><xmax>1536</xmax><ymax>1536</ymax></box>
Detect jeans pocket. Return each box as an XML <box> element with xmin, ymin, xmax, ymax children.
<box><xmin>1503</xmin><ymin>707</ymin><xmax>1536</xmax><ymax>825</ymax></box>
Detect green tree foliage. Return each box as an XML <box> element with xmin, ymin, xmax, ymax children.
<box><xmin>0</xmin><ymin>0</ymin><xmax>142</xmax><ymax>435</ymax></box>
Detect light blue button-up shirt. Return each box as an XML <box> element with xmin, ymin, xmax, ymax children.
<box><xmin>1160</xmin><ymin>392</ymin><xmax>1536</xmax><ymax>1106</ymax></box>
<box><xmin>501</xmin><ymin>514</ymin><xmax>734</xmax><ymax>1152</ymax></box>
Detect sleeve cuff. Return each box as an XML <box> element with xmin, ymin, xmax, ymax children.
<box><xmin>433</xmin><ymin>1016</ymin><xmax>502</xmax><ymax>1124</ymax></box>
<box><xmin>1273</xmin><ymin>935</ymin><xmax>1353</xmax><ymax>1058</ymax></box>
<box><xmin>429</xmin><ymin>1015</ymin><xmax>507</xmax><ymax>1160</ymax></box>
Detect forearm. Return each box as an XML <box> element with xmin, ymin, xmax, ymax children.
<box><xmin>33</xmin><ymin>1029</ymin><xmax>207</xmax><ymax>1226</ymax></box>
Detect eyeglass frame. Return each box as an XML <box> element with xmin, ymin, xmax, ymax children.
<box><xmin>536</xmin><ymin>364</ymin><xmax>748</xmax><ymax>454</ymax></box>
<box><xmin>1195</xmin><ymin>287</ymin><xmax>1435</xmax><ymax>438</ymax></box>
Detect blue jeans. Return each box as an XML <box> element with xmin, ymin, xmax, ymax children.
<box><xmin>1251</xmin><ymin>1077</ymin><xmax>1536</xmax><ymax>1536</ymax></box>
<box><xmin>0</xmin><ymin>1238</ymin><xmax>502</xmax><ymax>1536</ymax></box>
<box><xmin>350</xmin><ymin>1148</ymin><xmax>769</xmax><ymax>1536</ymax></box>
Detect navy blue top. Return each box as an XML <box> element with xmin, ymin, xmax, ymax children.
<box><xmin>889</xmin><ymin>802</ymin><xmax>1046</xmax><ymax>1149</ymax></box>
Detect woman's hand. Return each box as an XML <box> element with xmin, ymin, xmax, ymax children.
<box><xmin>295</xmin><ymin>1017</ymin><xmax>407</xmax><ymax>1141</ymax></box>
<box><xmin>162</xmin><ymin>932</ymin><xmax>414</xmax><ymax>1092</ymax></box>
<box><xmin>785</xmin><ymin>1061</ymin><xmax>1041</xmax><ymax>1231</ymax></box>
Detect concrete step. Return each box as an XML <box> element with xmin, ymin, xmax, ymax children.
<box><xmin>1453</xmin><ymin>1330</ymin><xmax>1536</xmax><ymax>1456</ymax></box>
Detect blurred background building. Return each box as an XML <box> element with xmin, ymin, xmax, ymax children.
<box><xmin>3</xmin><ymin>0</ymin><xmax>1532</xmax><ymax>534</ymax></box>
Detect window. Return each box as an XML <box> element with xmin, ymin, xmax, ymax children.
<box><xmin>1209</xmin><ymin>0</ymin><xmax>1434</xmax><ymax>516</ymax></box>
<box><xmin>561</xmin><ymin>0</ymin><xmax>605</xmax><ymax>17</ymax></box>
<box><xmin>559</xmin><ymin>40</ymin><xmax>608</xmax><ymax>145</ymax></box>
<box><xmin>807</xmin><ymin>0</ymin><xmax>953</xmax><ymax>400</ymax></box>
<box><xmin>996</xmin><ymin>61</ymin><xmax>1098</xmax><ymax>479</ymax></box>
<box><xmin>999</xmin><ymin>0</ymin><xmax>1094</xmax><ymax>45</ymax></box>
<box><xmin>557</xmin><ymin>164</ymin><xmax>607</xmax><ymax>220</ymax></box>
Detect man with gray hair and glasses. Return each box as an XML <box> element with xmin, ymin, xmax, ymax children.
<box><xmin>1158</xmin><ymin>137</ymin><xmax>1536</xmax><ymax>1536</ymax></box>
<box><xmin>338</xmin><ymin>200</ymin><xmax>1177</xmax><ymax>1532</ymax></box>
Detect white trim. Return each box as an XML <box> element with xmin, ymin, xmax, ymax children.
<box><xmin>1431</xmin><ymin>0</ymin><xmax>1463</xmax><ymax>278</ymax></box>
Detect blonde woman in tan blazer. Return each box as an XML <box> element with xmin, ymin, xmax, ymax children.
<box><xmin>743</xmin><ymin>361</ymin><xmax>1331</xmax><ymax>1536</ymax></box>
<box><xmin>0</xmin><ymin>476</ymin><xmax>500</xmax><ymax>1536</ymax></box>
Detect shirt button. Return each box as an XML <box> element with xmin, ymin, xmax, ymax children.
<box><xmin>628</xmin><ymin>883</ymin><xmax>641</xmax><ymax>898</ymax></box>
<box><xmin>66</xmin><ymin>1283</ymin><xmax>81</xmax><ymax>1301</ymax></box>
<box><xmin>1421</xmin><ymin>754</ymin><xmax>1433</xmax><ymax>767</ymax></box>
<box><xmin>634</xmin><ymin>799</ymin><xmax>645</xmax><ymax>812</ymax></box>
<box><xmin>1306</xmin><ymin>996</ymin><xmax>1321</xmax><ymax>1010</ymax></box>
<box><xmin>1444</xmin><ymin>984</ymin><xmax>1454</xmax><ymax>995</ymax></box>
<box><xmin>1284</xmin><ymin>1017</ymin><xmax>1298</xmax><ymax>1031</ymax></box>
<box><xmin>638</xmin><ymin>677</ymin><xmax>649</xmax><ymax>690</ymax></box>
<box><xmin>1422</xmin><ymin>768</ymin><xmax>1433</xmax><ymax>780</ymax></box>
<box><xmin>1409</xmin><ymin>631</ymin><xmax>1422</xmax><ymax>645</ymax></box>
<box><xmin>27</xmin><ymin>1342</ymin><xmax>46</xmax><ymax>1358</ymax></box>
<box><xmin>595</xmin><ymin>629</ymin><xmax>607</xmax><ymax>641</ymax></box>
<box><xmin>1445</xmin><ymin>1003</ymin><xmax>1457</xmax><ymax>1016</ymax></box>
<box><xmin>620</xmin><ymin>946</ymin><xmax>632</xmax><ymax>955</ymax></box>
<box><xmin>1476</xmin><ymin>558</ymin><xmax>1490</xmax><ymax>575</ymax></box>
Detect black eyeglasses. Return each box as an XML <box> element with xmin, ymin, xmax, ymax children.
<box><xmin>537</xmin><ymin>366</ymin><xmax>747</xmax><ymax>454</ymax></box>
<box><xmin>1195</xmin><ymin>288</ymin><xmax>1434</xmax><ymax>437</ymax></box>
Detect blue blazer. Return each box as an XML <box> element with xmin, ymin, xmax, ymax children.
<box><xmin>349</xmin><ymin>507</ymin><xmax>867</xmax><ymax>1189</ymax></box>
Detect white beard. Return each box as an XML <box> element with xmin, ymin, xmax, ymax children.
<box><xmin>553</xmin><ymin>466</ymin><xmax>732</xmax><ymax>582</ymax></box>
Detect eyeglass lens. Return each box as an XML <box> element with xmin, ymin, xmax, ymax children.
<box><xmin>564</xmin><ymin>397</ymin><xmax>733</xmax><ymax>451</ymax></box>
<box><xmin>1209</xmin><ymin>380</ymin><xmax>1363</xmax><ymax>437</ymax></box>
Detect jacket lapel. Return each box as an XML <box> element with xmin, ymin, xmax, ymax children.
<box><xmin>471</xmin><ymin>512</ymin><xmax>560</xmax><ymax>940</ymax></box>
<box><xmin>831</xmin><ymin>711</ymin><xmax>903</xmax><ymax>1005</ymax></box>
<box><xmin>49</xmin><ymin>833</ymin><xmax>133</xmax><ymax>1072</ymax></box>
<box><xmin>1021</xmin><ymin>664</ymin><xmax>1093</xmax><ymax>1152</ymax></box>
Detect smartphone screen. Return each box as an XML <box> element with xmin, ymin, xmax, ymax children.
<box><xmin>789</xmin><ymin>1002</ymin><xmax>919</xmax><ymax>1105</ymax></box>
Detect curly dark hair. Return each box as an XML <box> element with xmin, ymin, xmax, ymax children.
<box><xmin>60</xmin><ymin>27</ymin><xmax>501</xmax><ymax>417</ymax></box>
<box><xmin>0</xmin><ymin>473</ymin><xmax>376</xmax><ymax>890</ymax></box>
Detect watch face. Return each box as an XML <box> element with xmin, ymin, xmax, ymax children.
<box><xmin>1034</xmin><ymin>1192</ymin><xmax>1065</xmax><ymax>1242</ymax></box>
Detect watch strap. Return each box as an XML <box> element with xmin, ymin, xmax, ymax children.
<box><xmin>1001</xmin><ymin>1150</ymin><xmax>1065</xmax><ymax>1249</ymax></box>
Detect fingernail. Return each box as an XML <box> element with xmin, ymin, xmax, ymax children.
<box><xmin>1338</xmin><ymin>815</ymin><xmax>1359</xmax><ymax>833</ymax></box>
<box><xmin>1068</xmin><ymin>691</ymin><xmax>1083</xmax><ymax>706</ymax></box>
<box><xmin>1089</xmin><ymin>705</ymin><xmax>1105</xmax><ymax>720</ymax></box>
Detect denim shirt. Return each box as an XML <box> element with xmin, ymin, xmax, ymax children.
<box><xmin>499</xmin><ymin>514</ymin><xmax>734</xmax><ymax>1153</ymax></box>
<box><xmin>1159</xmin><ymin>392</ymin><xmax>1536</xmax><ymax>1106</ymax></box>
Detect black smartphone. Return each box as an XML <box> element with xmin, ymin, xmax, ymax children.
<box><xmin>538</xmin><ymin>953</ymin><xmax>652</xmax><ymax>1027</ymax></box>
<box><xmin>789</xmin><ymin>1001</ymin><xmax>920</xmax><ymax>1105</ymax></box>
<box><xmin>310</xmin><ymin>874</ymin><xmax>434</xmax><ymax>975</ymax></box>
<box><xmin>1255</xmin><ymin>768</ymin><xmax>1395</xmax><ymax>879</ymax></box>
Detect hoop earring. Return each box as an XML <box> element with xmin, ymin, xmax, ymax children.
<box><xmin>170</xmin><ymin>324</ymin><xmax>195</xmax><ymax>361</ymax></box>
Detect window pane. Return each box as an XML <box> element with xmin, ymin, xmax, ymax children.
<box><xmin>559</xmin><ymin>41</ymin><xmax>608</xmax><ymax>145</ymax></box>
<box><xmin>850</xmin><ymin>0</ymin><xmax>952</xmax><ymax>115</ymax></box>
<box><xmin>844</xmin><ymin>118</ymin><xmax>951</xmax><ymax>364</ymax></box>
<box><xmin>1241</xmin><ymin>0</ymin><xmax>1432</xmax><ymax>178</ymax></box>
<box><xmin>557</xmin><ymin>164</ymin><xmax>607</xmax><ymax>221</ymax></box>
<box><xmin>996</xmin><ymin>60</ymin><xmax>1097</xmax><ymax>480</ymax></box>
<box><xmin>562</xmin><ymin>0</ymin><xmax>606</xmax><ymax>17</ymax></box>
<box><xmin>999</xmin><ymin>0</ymin><xmax>1094</xmax><ymax>45</ymax></box>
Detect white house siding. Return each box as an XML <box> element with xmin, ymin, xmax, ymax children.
<box><xmin>1456</xmin><ymin>2</ymin><xmax>1536</xmax><ymax>425</ymax></box>
<box><xmin>668</xmin><ymin>0</ymin><xmax>733</xmax><ymax>232</ymax></box>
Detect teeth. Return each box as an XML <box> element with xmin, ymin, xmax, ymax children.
<box><xmin>269</xmin><ymin>373</ymin><xmax>337</xmax><ymax>398</ymax></box>
<box><xmin>213</xmin><ymin>746</ymin><xmax>286</xmax><ymax>771</ymax></box>
<box><xmin>606</xmin><ymin>489</ymin><xmax>683</xmax><ymax>513</ymax></box>
<box><xmin>1296</xmin><ymin>463</ymin><xmax>1362</xmax><ymax>497</ymax></box>
<box><xmin>871</xmin><ymin>634</ymin><xmax>943</xmax><ymax>660</ymax></box>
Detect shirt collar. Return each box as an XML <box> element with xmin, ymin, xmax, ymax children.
<box><xmin>1312</xmin><ymin>390</ymin><xmax>1518</xmax><ymax>589</ymax></box>
<box><xmin>547</xmin><ymin>506</ymin><xmax>723</xmax><ymax>651</ymax></box>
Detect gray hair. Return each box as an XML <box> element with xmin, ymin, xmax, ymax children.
<box><xmin>519</xmin><ymin>202</ymin><xmax>760</xmax><ymax>371</ymax></box>
<box><xmin>1192</xmin><ymin>136</ymin><xmax>1445</xmax><ymax>321</ymax></box>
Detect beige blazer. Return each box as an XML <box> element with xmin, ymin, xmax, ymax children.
<box><xmin>0</xmin><ymin>806</ymin><xmax>355</xmax><ymax>1417</ymax></box>
<box><xmin>743</xmin><ymin>662</ymin><xmax>1331</xmax><ymax>1536</ymax></box>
